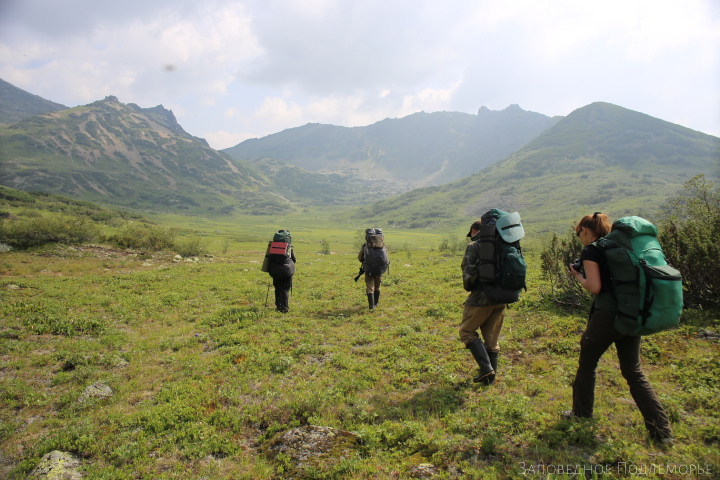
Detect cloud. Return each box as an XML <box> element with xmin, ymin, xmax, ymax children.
<box><xmin>1</xmin><ymin>1</ymin><xmax>260</xmax><ymax>107</ymax></box>
<box><xmin>204</xmin><ymin>130</ymin><xmax>258</xmax><ymax>150</ymax></box>
<box><xmin>1</xmin><ymin>0</ymin><xmax>718</xmax><ymax>148</ymax></box>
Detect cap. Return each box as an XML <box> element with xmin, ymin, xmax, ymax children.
<box><xmin>466</xmin><ymin>220</ymin><xmax>482</xmax><ymax>237</ymax></box>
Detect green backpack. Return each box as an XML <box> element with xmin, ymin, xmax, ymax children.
<box><xmin>273</xmin><ymin>230</ymin><xmax>292</xmax><ymax>244</ymax></box>
<box><xmin>594</xmin><ymin>216</ymin><xmax>683</xmax><ymax>336</ymax></box>
<box><xmin>478</xmin><ymin>209</ymin><xmax>527</xmax><ymax>304</ymax></box>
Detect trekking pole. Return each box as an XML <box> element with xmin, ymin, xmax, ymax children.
<box><xmin>264</xmin><ymin>284</ymin><xmax>271</xmax><ymax>309</ymax></box>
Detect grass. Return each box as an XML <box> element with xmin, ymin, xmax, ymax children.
<box><xmin>0</xmin><ymin>218</ymin><xmax>718</xmax><ymax>479</ymax></box>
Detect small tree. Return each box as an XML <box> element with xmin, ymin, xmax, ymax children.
<box><xmin>658</xmin><ymin>174</ymin><xmax>720</xmax><ymax>309</ymax></box>
<box><xmin>438</xmin><ymin>234</ymin><xmax>466</xmax><ymax>255</ymax></box>
<box><xmin>319</xmin><ymin>239</ymin><xmax>331</xmax><ymax>255</ymax></box>
<box><xmin>540</xmin><ymin>230</ymin><xmax>592</xmax><ymax>307</ymax></box>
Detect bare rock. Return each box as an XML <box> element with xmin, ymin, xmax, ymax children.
<box><xmin>78</xmin><ymin>382</ymin><xmax>113</xmax><ymax>403</ymax></box>
<box><xmin>30</xmin><ymin>450</ymin><xmax>82</xmax><ymax>479</ymax></box>
<box><xmin>410</xmin><ymin>463</ymin><xmax>439</xmax><ymax>478</ymax></box>
<box><xmin>260</xmin><ymin>425</ymin><xmax>360</xmax><ymax>477</ymax></box>
<box><xmin>697</xmin><ymin>328</ymin><xmax>720</xmax><ymax>340</ymax></box>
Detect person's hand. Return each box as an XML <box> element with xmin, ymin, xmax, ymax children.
<box><xmin>568</xmin><ymin>263</ymin><xmax>580</xmax><ymax>279</ymax></box>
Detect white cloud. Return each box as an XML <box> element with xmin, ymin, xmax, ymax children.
<box><xmin>204</xmin><ymin>130</ymin><xmax>258</xmax><ymax>150</ymax></box>
<box><xmin>402</xmin><ymin>84</ymin><xmax>460</xmax><ymax>115</ymax></box>
<box><xmin>1</xmin><ymin>1</ymin><xmax>260</xmax><ymax>107</ymax></box>
<box><xmin>0</xmin><ymin>0</ymin><xmax>718</xmax><ymax>143</ymax></box>
<box><xmin>254</xmin><ymin>96</ymin><xmax>304</xmax><ymax>127</ymax></box>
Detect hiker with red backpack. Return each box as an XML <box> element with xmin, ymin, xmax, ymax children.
<box><xmin>566</xmin><ymin>212</ymin><xmax>675</xmax><ymax>444</ymax></box>
<box><xmin>262</xmin><ymin>229</ymin><xmax>296</xmax><ymax>313</ymax></box>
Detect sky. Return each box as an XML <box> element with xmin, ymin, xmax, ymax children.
<box><xmin>1</xmin><ymin>0</ymin><xmax>719</xmax><ymax>150</ymax></box>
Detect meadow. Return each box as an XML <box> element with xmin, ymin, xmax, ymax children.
<box><xmin>0</xmin><ymin>212</ymin><xmax>718</xmax><ymax>479</ymax></box>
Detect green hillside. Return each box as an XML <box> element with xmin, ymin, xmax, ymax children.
<box><xmin>250</xmin><ymin>158</ymin><xmax>404</xmax><ymax>206</ymax></box>
<box><xmin>224</xmin><ymin>106</ymin><xmax>559</xmax><ymax>188</ymax></box>
<box><xmin>0</xmin><ymin>96</ymin><xmax>288</xmax><ymax>215</ymax></box>
<box><xmin>351</xmin><ymin>102</ymin><xmax>720</xmax><ymax>234</ymax></box>
<box><xmin>0</xmin><ymin>78</ymin><xmax>67</xmax><ymax>125</ymax></box>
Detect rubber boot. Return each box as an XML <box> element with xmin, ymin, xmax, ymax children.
<box><xmin>277</xmin><ymin>290</ymin><xmax>289</xmax><ymax>313</ymax></box>
<box><xmin>367</xmin><ymin>293</ymin><xmax>375</xmax><ymax>310</ymax></box>
<box><xmin>486</xmin><ymin>351</ymin><xmax>498</xmax><ymax>385</ymax></box>
<box><xmin>466</xmin><ymin>339</ymin><xmax>495</xmax><ymax>384</ymax></box>
<box><xmin>274</xmin><ymin>289</ymin><xmax>281</xmax><ymax>312</ymax></box>
<box><xmin>374</xmin><ymin>290</ymin><xmax>380</xmax><ymax>307</ymax></box>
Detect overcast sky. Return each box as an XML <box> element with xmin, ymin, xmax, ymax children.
<box><xmin>1</xmin><ymin>0</ymin><xmax>719</xmax><ymax>150</ymax></box>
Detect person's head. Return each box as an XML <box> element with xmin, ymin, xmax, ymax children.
<box><xmin>466</xmin><ymin>220</ymin><xmax>482</xmax><ymax>238</ymax></box>
<box><xmin>575</xmin><ymin>212</ymin><xmax>611</xmax><ymax>245</ymax></box>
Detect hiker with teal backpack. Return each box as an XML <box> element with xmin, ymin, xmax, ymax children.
<box><xmin>460</xmin><ymin>209</ymin><xmax>527</xmax><ymax>385</ymax></box>
<box><xmin>566</xmin><ymin>212</ymin><xmax>679</xmax><ymax>444</ymax></box>
<box><xmin>262</xmin><ymin>229</ymin><xmax>296</xmax><ymax>313</ymax></box>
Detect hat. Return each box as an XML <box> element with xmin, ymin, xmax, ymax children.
<box><xmin>466</xmin><ymin>220</ymin><xmax>482</xmax><ymax>237</ymax></box>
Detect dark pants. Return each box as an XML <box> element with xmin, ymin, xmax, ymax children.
<box><xmin>272</xmin><ymin>276</ymin><xmax>292</xmax><ymax>313</ymax></box>
<box><xmin>572</xmin><ymin>308</ymin><xmax>672</xmax><ymax>440</ymax></box>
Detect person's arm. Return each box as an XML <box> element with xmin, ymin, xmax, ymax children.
<box><xmin>569</xmin><ymin>260</ymin><xmax>602</xmax><ymax>295</ymax></box>
<box><xmin>461</xmin><ymin>243</ymin><xmax>479</xmax><ymax>292</ymax></box>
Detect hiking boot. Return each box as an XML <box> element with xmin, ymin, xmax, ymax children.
<box><xmin>367</xmin><ymin>293</ymin><xmax>375</xmax><ymax>310</ymax></box>
<box><xmin>486</xmin><ymin>351</ymin><xmax>498</xmax><ymax>384</ymax></box>
<box><xmin>466</xmin><ymin>339</ymin><xmax>495</xmax><ymax>384</ymax></box>
<box><xmin>374</xmin><ymin>290</ymin><xmax>380</xmax><ymax>307</ymax></box>
<box><xmin>650</xmin><ymin>433</ymin><xmax>675</xmax><ymax>447</ymax></box>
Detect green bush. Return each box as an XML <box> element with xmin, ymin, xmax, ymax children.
<box><xmin>108</xmin><ymin>223</ymin><xmax>175</xmax><ymax>251</ymax></box>
<box><xmin>438</xmin><ymin>234</ymin><xmax>466</xmax><ymax>255</ymax></box>
<box><xmin>540</xmin><ymin>230</ymin><xmax>591</xmax><ymax>307</ymax></box>
<box><xmin>658</xmin><ymin>174</ymin><xmax>720</xmax><ymax>309</ymax></box>
<box><xmin>173</xmin><ymin>235</ymin><xmax>209</xmax><ymax>257</ymax></box>
<box><xmin>0</xmin><ymin>214</ymin><xmax>98</xmax><ymax>249</ymax></box>
<box><xmin>319</xmin><ymin>239</ymin><xmax>331</xmax><ymax>255</ymax></box>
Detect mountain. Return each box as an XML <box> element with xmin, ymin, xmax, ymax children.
<box><xmin>350</xmin><ymin>102</ymin><xmax>720</xmax><ymax>233</ymax></box>
<box><xmin>0</xmin><ymin>96</ymin><xmax>285</xmax><ymax>214</ymax></box>
<box><xmin>223</xmin><ymin>106</ymin><xmax>559</xmax><ymax>189</ymax></box>
<box><xmin>0</xmin><ymin>78</ymin><xmax>68</xmax><ymax>125</ymax></box>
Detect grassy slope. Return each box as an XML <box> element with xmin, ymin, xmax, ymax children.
<box><xmin>350</xmin><ymin>103</ymin><xmax>720</xmax><ymax>235</ymax></box>
<box><xmin>0</xmin><ymin>210</ymin><xmax>718</xmax><ymax>479</ymax></box>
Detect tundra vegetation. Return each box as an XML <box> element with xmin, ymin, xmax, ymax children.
<box><xmin>0</xmin><ymin>178</ymin><xmax>718</xmax><ymax>479</ymax></box>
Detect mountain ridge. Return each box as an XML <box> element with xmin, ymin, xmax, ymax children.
<box><xmin>223</xmin><ymin>106</ymin><xmax>560</xmax><ymax>188</ymax></box>
<box><xmin>0</xmin><ymin>95</ymin><xmax>284</xmax><ymax>214</ymax></box>
<box><xmin>1</xmin><ymin>79</ymin><xmax>717</xmax><ymax>233</ymax></box>
<box><xmin>0</xmin><ymin>78</ymin><xmax>68</xmax><ymax>125</ymax></box>
<box><xmin>350</xmin><ymin>102</ymin><xmax>720</xmax><ymax>233</ymax></box>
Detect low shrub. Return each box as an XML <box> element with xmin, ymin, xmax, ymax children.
<box><xmin>658</xmin><ymin>174</ymin><xmax>720</xmax><ymax>309</ymax></box>
<box><xmin>108</xmin><ymin>223</ymin><xmax>175</xmax><ymax>251</ymax></box>
<box><xmin>173</xmin><ymin>235</ymin><xmax>208</xmax><ymax>257</ymax></box>
<box><xmin>0</xmin><ymin>214</ymin><xmax>98</xmax><ymax>249</ymax></box>
<box><xmin>539</xmin><ymin>230</ymin><xmax>591</xmax><ymax>307</ymax></box>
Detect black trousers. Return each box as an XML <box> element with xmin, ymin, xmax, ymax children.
<box><xmin>272</xmin><ymin>276</ymin><xmax>292</xmax><ymax>312</ymax></box>
<box><xmin>572</xmin><ymin>308</ymin><xmax>672</xmax><ymax>440</ymax></box>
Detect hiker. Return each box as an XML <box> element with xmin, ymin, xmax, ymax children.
<box><xmin>566</xmin><ymin>212</ymin><xmax>673</xmax><ymax>443</ymax></box>
<box><xmin>459</xmin><ymin>219</ymin><xmax>505</xmax><ymax>385</ymax></box>
<box><xmin>263</xmin><ymin>230</ymin><xmax>296</xmax><ymax>313</ymax></box>
<box><xmin>358</xmin><ymin>228</ymin><xmax>389</xmax><ymax>310</ymax></box>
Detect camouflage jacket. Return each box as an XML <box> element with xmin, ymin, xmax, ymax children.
<box><xmin>461</xmin><ymin>232</ymin><xmax>497</xmax><ymax>307</ymax></box>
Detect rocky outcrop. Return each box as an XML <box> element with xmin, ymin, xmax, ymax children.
<box><xmin>30</xmin><ymin>451</ymin><xmax>82</xmax><ymax>479</ymax></box>
<box><xmin>260</xmin><ymin>425</ymin><xmax>360</xmax><ymax>478</ymax></box>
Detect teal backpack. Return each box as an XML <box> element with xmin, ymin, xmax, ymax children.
<box><xmin>477</xmin><ymin>209</ymin><xmax>527</xmax><ymax>304</ymax></box>
<box><xmin>594</xmin><ymin>216</ymin><xmax>683</xmax><ymax>336</ymax></box>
